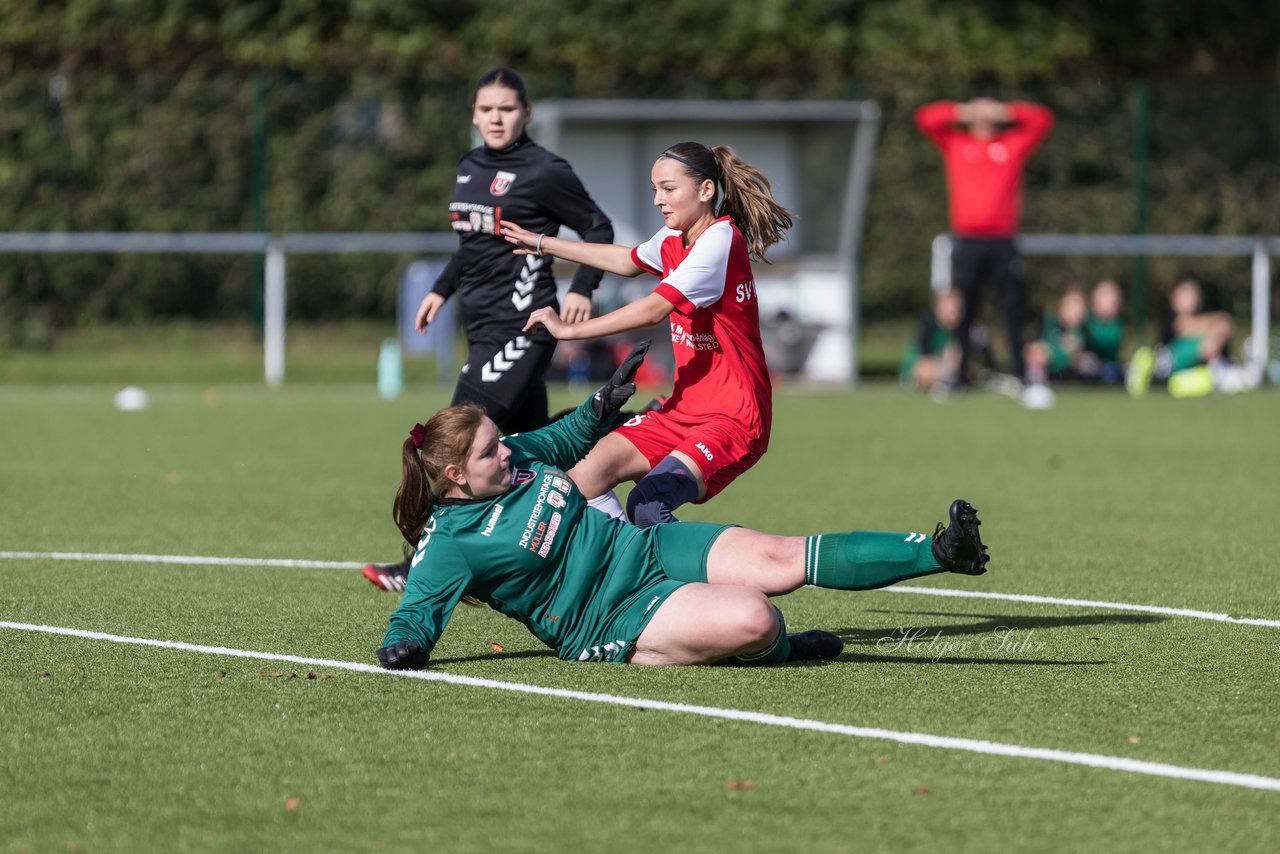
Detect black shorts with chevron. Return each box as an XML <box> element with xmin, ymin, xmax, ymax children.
<box><xmin>452</xmin><ymin>331</ymin><xmax>558</xmax><ymax>434</ymax></box>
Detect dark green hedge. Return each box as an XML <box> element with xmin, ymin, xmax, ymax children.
<box><xmin>0</xmin><ymin>1</ymin><xmax>1275</xmax><ymax>343</ymax></box>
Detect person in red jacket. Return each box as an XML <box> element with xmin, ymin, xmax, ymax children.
<box><xmin>915</xmin><ymin>97</ymin><xmax>1055</xmax><ymax>384</ymax></box>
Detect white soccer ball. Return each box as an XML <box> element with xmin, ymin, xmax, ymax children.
<box><xmin>1021</xmin><ymin>384</ymin><xmax>1056</xmax><ymax>410</ymax></box>
<box><xmin>113</xmin><ymin>385</ymin><xmax>150</xmax><ymax>412</ymax></box>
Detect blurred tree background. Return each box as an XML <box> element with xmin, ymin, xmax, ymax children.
<box><xmin>0</xmin><ymin>0</ymin><xmax>1276</xmax><ymax>346</ymax></box>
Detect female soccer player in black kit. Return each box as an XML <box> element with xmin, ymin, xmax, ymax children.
<box><xmin>363</xmin><ymin>67</ymin><xmax>613</xmax><ymax>590</ymax></box>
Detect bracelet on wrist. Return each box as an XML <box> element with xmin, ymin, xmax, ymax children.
<box><xmin>535</xmin><ymin>234</ymin><xmax>546</xmax><ymax>256</ymax></box>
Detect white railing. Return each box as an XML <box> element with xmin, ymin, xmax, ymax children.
<box><xmin>4</xmin><ymin>231</ymin><xmax>1274</xmax><ymax>384</ymax></box>
<box><xmin>0</xmin><ymin>232</ymin><xmax>455</xmax><ymax>386</ymax></box>
<box><xmin>930</xmin><ymin>234</ymin><xmax>1279</xmax><ymax>369</ymax></box>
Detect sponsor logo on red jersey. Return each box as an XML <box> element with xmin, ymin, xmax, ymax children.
<box><xmin>671</xmin><ymin>322</ymin><xmax>721</xmax><ymax>351</ymax></box>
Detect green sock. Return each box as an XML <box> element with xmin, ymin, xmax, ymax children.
<box><xmin>803</xmin><ymin>530</ymin><xmax>943</xmax><ymax>591</ymax></box>
<box><xmin>727</xmin><ymin>607</ymin><xmax>792</xmax><ymax>666</ymax></box>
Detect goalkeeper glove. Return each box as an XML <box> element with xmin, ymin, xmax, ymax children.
<box><xmin>592</xmin><ymin>338</ymin><xmax>650</xmax><ymax>420</ymax></box>
<box><xmin>376</xmin><ymin>639</ymin><xmax>430</xmax><ymax>670</ymax></box>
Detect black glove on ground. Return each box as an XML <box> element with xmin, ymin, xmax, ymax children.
<box><xmin>376</xmin><ymin>639</ymin><xmax>430</xmax><ymax>670</ymax></box>
<box><xmin>592</xmin><ymin>338</ymin><xmax>650</xmax><ymax>420</ymax></box>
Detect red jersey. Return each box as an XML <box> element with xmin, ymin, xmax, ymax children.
<box><xmin>630</xmin><ymin>217</ymin><xmax>771</xmax><ymax>442</ymax></box>
<box><xmin>915</xmin><ymin>101</ymin><xmax>1055</xmax><ymax>238</ymax></box>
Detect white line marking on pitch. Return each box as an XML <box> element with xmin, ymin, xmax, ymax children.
<box><xmin>887</xmin><ymin>585</ymin><xmax>1280</xmax><ymax>628</ymax></box>
<box><xmin>2</xmin><ymin>550</ymin><xmax>1277</xmax><ymax>628</ymax></box>
<box><xmin>0</xmin><ymin>550</ymin><xmax>363</xmax><ymax>570</ymax></box>
<box><xmin>3</xmin><ymin>619</ymin><xmax>1279</xmax><ymax>794</ymax></box>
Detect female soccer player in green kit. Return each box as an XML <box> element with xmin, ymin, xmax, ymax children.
<box><xmin>376</xmin><ymin>342</ymin><xmax>990</xmax><ymax>669</ymax></box>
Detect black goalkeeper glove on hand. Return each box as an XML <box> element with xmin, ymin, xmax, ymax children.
<box><xmin>376</xmin><ymin>640</ymin><xmax>430</xmax><ymax>670</ymax></box>
<box><xmin>592</xmin><ymin>338</ymin><xmax>650</xmax><ymax>420</ymax></box>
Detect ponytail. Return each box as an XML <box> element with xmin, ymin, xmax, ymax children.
<box><xmin>391</xmin><ymin>403</ymin><xmax>487</xmax><ymax>546</ymax></box>
<box><xmin>712</xmin><ymin>145</ymin><xmax>793</xmax><ymax>261</ymax></box>
<box><xmin>393</xmin><ymin>436</ymin><xmax>435</xmax><ymax>546</ymax></box>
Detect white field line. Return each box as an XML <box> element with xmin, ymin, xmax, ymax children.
<box><xmin>888</xmin><ymin>585</ymin><xmax>1280</xmax><ymax>628</ymax></box>
<box><xmin>0</xmin><ymin>550</ymin><xmax>363</xmax><ymax>570</ymax></box>
<box><xmin>4</xmin><ymin>619</ymin><xmax>1279</xmax><ymax>794</ymax></box>
<box><xmin>3</xmin><ymin>549</ymin><xmax>1278</xmax><ymax>629</ymax></box>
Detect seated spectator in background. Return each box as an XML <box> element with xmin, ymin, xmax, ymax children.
<box><xmin>1024</xmin><ymin>287</ymin><xmax>1088</xmax><ymax>387</ymax></box>
<box><xmin>901</xmin><ymin>288</ymin><xmax>964</xmax><ymax>391</ymax></box>
<box><xmin>1020</xmin><ymin>282</ymin><xmax>1126</xmax><ymax>408</ymax></box>
<box><xmin>1163</xmin><ymin>277</ymin><xmax>1233</xmax><ymax>371</ymax></box>
<box><xmin>1020</xmin><ymin>287</ymin><xmax>1087</xmax><ymax>408</ymax></box>
<box><xmin>1081</xmin><ymin>279</ymin><xmax>1126</xmax><ymax>384</ymax></box>
<box><xmin>901</xmin><ymin>287</ymin><xmax>1000</xmax><ymax>393</ymax></box>
<box><xmin>1127</xmin><ymin>277</ymin><xmax>1259</xmax><ymax>397</ymax></box>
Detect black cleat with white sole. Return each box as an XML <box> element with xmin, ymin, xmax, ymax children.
<box><xmin>786</xmin><ymin>630</ymin><xmax>845</xmax><ymax>662</ymax></box>
<box><xmin>931</xmin><ymin>499</ymin><xmax>990</xmax><ymax>575</ymax></box>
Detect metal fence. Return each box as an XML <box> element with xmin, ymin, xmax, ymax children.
<box><xmin>0</xmin><ymin>231</ymin><xmax>454</xmax><ymax>386</ymax></box>
<box><xmin>2</xmin><ymin>230</ymin><xmax>1275</xmax><ymax>383</ymax></box>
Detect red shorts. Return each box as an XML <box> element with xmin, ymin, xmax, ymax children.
<box><xmin>612</xmin><ymin>408</ymin><xmax>769</xmax><ymax>502</ymax></box>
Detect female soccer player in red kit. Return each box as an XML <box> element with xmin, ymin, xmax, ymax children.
<box><xmin>501</xmin><ymin>141</ymin><xmax>791</xmax><ymax>528</ymax></box>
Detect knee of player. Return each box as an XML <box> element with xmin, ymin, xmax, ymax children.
<box><xmin>733</xmin><ymin>597</ymin><xmax>781</xmax><ymax>646</ymax></box>
<box><xmin>627</xmin><ymin>489</ymin><xmax>676</xmax><ymax>527</ymax></box>
<box><xmin>625</xmin><ymin>457</ymin><xmax>701</xmax><ymax>527</ymax></box>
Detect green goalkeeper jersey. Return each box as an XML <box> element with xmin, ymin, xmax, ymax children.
<box><xmin>382</xmin><ymin>399</ymin><xmax>704</xmax><ymax>663</ymax></box>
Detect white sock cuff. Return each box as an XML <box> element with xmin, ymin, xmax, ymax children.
<box><xmin>587</xmin><ymin>490</ymin><xmax>626</xmax><ymax>520</ymax></box>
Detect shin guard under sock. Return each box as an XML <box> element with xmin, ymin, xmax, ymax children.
<box><xmin>803</xmin><ymin>530</ymin><xmax>943</xmax><ymax>591</ymax></box>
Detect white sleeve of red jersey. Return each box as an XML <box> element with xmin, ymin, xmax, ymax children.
<box><xmin>631</xmin><ymin>227</ymin><xmax>674</xmax><ymax>276</ymax></box>
<box><xmin>659</xmin><ymin>220</ymin><xmax>732</xmax><ymax>309</ymax></box>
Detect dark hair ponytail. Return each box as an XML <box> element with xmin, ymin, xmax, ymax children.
<box><xmin>392</xmin><ymin>403</ymin><xmax>487</xmax><ymax>545</ymax></box>
<box><xmin>393</xmin><ymin>436</ymin><xmax>434</xmax><ymax>546</ymax></box>
<box><xmin>712</xmin><ymin>145</ymin><xmax>793</xmax><ymax>261</ymax></box>
<box><xmin>659</xmin><ymin>142</ymin><xmax>793</xmax><ymax>261</ymax></box>
<box><xmin>475</xmin><ymin>67</ymin><xmax>530</xmax><ymax>109</ymax></box>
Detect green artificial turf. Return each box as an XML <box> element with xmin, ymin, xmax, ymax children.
<box><xmin>2</xmin><ymin>381</ymin><xmax>1278</xmax><ymax>853</ymax></box>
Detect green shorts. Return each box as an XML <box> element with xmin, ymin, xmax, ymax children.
<box><xmin>651</xmin><ymin>520</ymin><xmax>735</xmax><ymax>583</ymax></box>
<box><xmin>564</xmin><ymin>522</ymin><xmax>734</xmax><ymax>663</ymax></box>
<box><xmin>1169</xmin><ymin>336</ymin><xmax>1204</xmax><ymax>372</ymax></box>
